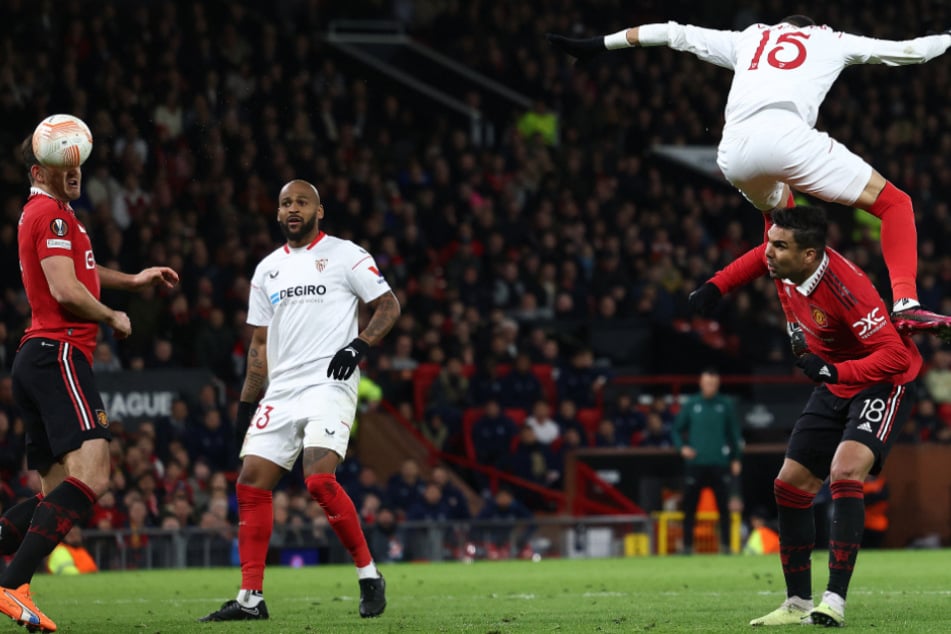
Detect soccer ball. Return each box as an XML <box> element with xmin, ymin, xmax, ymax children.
<box><xmin>31</xmin><ymin>114</ymin><xmax>94</xmax><ymax>168</ymax></box>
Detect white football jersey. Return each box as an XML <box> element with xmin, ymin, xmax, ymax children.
<box><xmin>665</xmin><ymin>22</ymin><xmax>951</xmax><ymax>127</ymax></box>
<box><xmin>248</xmin><ymin>232</ymin><xmax>391</xmax><ymax>392</ymax></box>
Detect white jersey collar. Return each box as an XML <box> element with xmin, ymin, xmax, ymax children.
<box><xmin>792</xmin><ymin>251</ymin><xmax>829</xmax><ymax>296</ymax></box>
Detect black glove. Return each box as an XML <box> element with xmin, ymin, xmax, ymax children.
<box><xmin>545</xmin><ymin>33</ymin><xmax>607</xmax><ymax>62</ymax></box>
<box><xmin>327</xmin><ymin>337</ymin><xmax>370</xmax><ymax>380</ymax></box>
<box><xmin>796</xmin><ymin>354</ymin><xmax>838</xmax><ymax>383</ymax></box>
<box><xmin>236</xmin><ymin>401</ymin><xmax>256</xmax><ymax>445</ymax></box>
<box><xmin>687</xmin><ymin>282</ymin><xmax>722</xmax><ymax>317</ymax></box>
<box><xmin>787</xmin><ymin>322</ymin><xmax>809</xmax><ymax>358</ymax></box>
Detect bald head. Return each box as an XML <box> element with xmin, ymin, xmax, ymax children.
<box><xmin>280</xmin><ymin>179</ymin><xmax>320</xmax><ymax>203</ymax></box>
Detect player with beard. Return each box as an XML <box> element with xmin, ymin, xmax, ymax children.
<box><xmin>200</xmin><ymin>180</ymin><xmax>400</xmax><ymax>622</ymax></box>
<box><xmin>0</xmin><ymin>136</ymin><xmax>178</xmax><ymax>632</ymax></box>
<box><xmin>728</xmin><ymin>206</ymin><xmax>917</xmax><ymax>627</ymax></box>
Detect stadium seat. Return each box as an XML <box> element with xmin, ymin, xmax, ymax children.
<box><xmin>504</xmin><ymin>408</ymin><xmax>527</xmax><ymax>426</ymax></box>
<box><xmin>576</xmin><ymin>408</ymin><xmax>603</xmax><ymax>434</ymax></box>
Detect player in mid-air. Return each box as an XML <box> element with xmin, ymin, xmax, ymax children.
<box><xmin>0</xmin><ymin>136</ymin><xmax>178</xmax><ymax>632</ymax></box>
<box><xmin>199</xmin><ymin>179</ymin><xmax>400</xmax><ymax>622</ymax></box>
<box><xmin>547</xmin><ymin>15</ymin><xmax>951</xmax><ymax>334</ymax></box>
<box><xmin>705</xmin><ymin>206</ymin><xmax>919</xmax><ymax>626</ymax></box>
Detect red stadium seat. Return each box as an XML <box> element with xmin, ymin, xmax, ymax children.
<box><xmin>576</xmin><ymin>408</ymin><xmax>604</xmax><ymax>434</ymax></box>
<box><xmin>504</xmin><ymin>408</ymin><xmax>528</xmax><ymax>426</ymax></box>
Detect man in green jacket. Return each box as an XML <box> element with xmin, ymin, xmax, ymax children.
<box><xmin>672</xmin><ymin>368</ymin><xmax>743</xmax><ymax>554</ymax></box>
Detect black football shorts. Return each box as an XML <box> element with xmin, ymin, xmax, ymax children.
<box><xmin>785</xmin><ymin>381</ymin><xmax>916</xmax><ymax>481</ymax></box>
<box><xmin>12</xmin><ymin>338</ymin><xmax>112</xmax><ymax>472</ymax></box>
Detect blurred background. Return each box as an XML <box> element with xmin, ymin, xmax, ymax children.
<box><xmin>1</xmin><ymin>0</ymin><xmax>950</xmax><ymax>566</ymax></box>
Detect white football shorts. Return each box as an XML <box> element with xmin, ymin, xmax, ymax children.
<box><xmin>239</xmin><ymin>382</ymin><xmax>358</xmax><ymax>470</ymax></box>
<box><xmin>717</xmin><ymin>107</ymin><xmax>873</xmax><ymax>210</ymax></box>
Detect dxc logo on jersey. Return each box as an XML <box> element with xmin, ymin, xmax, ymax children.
<box><xmin>269</xmin><ymin>284</ymin><xmax>327</xmax><ymax>304</ymax></box>
<box><xmin>851</xmin><ymin>307</ymin><xmax>886</xmax><ymax>339</ymax></box>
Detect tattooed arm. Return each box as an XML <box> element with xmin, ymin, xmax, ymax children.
<box><xmin>358</xmin><ymin>291</ymin><xmax>401</xmax><ymax>346</ymax></box>
<box><xmin>241</xmin><ymin>326</ymin><xmax>269</xmax><ymax>402</ymax></box>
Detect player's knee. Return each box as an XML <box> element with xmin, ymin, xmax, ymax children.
<box><xmin>305</xmin><ymin>473</ymin><xmax>339</xmax><ymax>506</ymax></box>
<box><xmin>828</xmin><ymin>464</ymin><xmax>870</xmax><ymax>483</ymax></box>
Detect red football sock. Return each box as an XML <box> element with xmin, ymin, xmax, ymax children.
<box><xmin>863</xmin><ymin>181</ymin><xmax>917</xmax><ymax>302</ymax></box>
<box><xmin>306</xmin><ymin>473</ymin><xmax>372</xmax><ymax>567</ymax></box>
<box><xmin>237</xmin><ymin>483</ymin><xmax>273</xmax><ymax>592</ymax></box>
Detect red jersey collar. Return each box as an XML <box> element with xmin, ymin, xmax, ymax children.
<box><xmin>282</xmin><ymin>231</ymin><xmax>326</xmax><ymax>253</ymax></box>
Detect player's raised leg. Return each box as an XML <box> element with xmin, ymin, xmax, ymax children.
<box><xmin>852</xmin><ymin>171</ymin><xmax>951</xmax><ymax>337</ymax></box>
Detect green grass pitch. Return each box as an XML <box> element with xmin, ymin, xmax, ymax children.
<box><xmin>15</xmin><ymin>549</ymin><xmax>951</xmax><ymax>632</ymax></box>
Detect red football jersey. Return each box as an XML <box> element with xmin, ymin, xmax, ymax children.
<box><xmin>18</xmin><ymin>187</ymin><xmax>100</xmax><ymax>360</ymax></box>
<box><xmin>779</xmin><ymin>248</ymin><xmax>921</xmax><ymax>398</ymax></box>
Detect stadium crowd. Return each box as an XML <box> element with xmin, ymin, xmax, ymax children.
<box><xmin>1</xmin><ymin>0</ymin><xmax>951</xmax><ymax>560</ymax></box>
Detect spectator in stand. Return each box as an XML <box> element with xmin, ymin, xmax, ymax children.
<box><xmin>471</xmin><ymin>399</ymin><xmax>519</xmax><ymax>475</ymax></box>
<box><xmin>612</xmin><ymin>394</ymin><xmax>647</xmax><ymax>444</ymax></box>
<box><xmin>366</xmin><ymin>507</ymin><xmax>405</xmax><ymax>564</ymax></box>
<box><xmin>640</xmin><ymin>412</ymin><xmax>674</xmax><ymax>448</ymax></box>
<box><xmin>556</xmin><ymin>348</ymin><xmax>607</xmax><ymax>408</ymax></box>
<box><xmin>430</xmin><ymin>466</ymin><xmax>470</xmax><ymax>520</ymax></box>
<box><xmin>468</xmin><ymin>356</ymin><xmax>504</xmax><ymax>405</ymax></box>
<box><xmin>550</xmin><ymin>426</ymin><xmax>587</xmax><ymax>486</ymax></box>
<box><xmin>406</xmin><ymin>483</ymin><xmax>450</xmax><ymax>522</ymax></box>
<box><xmin>47</xmin><ymin>526</ymin><xmax>98</xmax><ymax>575</ymax></box>
<box><xmin>359</xmin><ymin>492</ymin><xmax>382</xmax><ymax>526</ymax></box>
<box><xmin>594</xmin><ymin>418</ymin><xmax>627</xmax><ymax>448</ymax></box>
<box><xmin>420</xmin><ymin>410</ymin><xmax>450</xmax><ymax>452</ymax></box>
<box><xmin>89</xmin><ymin>490</ymin><xmax>126</xmax><ymax>532</ymax></box>
<box><xmin>923</xmin><ymin>346</ymin><xmax>951</xmax><ymax>406</ymax></box>
<box><xmin>426</xmin><ymin>356</ymin><xmax>470</xmax><ymax>425</ymax></box>
<box><xmin>406</xmin><ymin>483</ymin><xmax>458</xmax><ymax>560</ymax></box>
<box><xmin>351</xmin><ymin>466</ymin><xmax>386</xmax><ymax>512</ymax></box>
<box><xmin>554</xmin><ymin>399</ymin><xmax>587</xmax><ymax>442</ymax></box>
<box><xmin>194</xmin><ymin>307</ymin><xmax>236</xmax><ymax>384</ymax></box>
<box><xmin>133</xmin><ymin>471</ymin><xmax>162</xmax><ymax>526</ymax></box>
<box><xmin>92</xmin><ymin>341</ymin><xmax>122</xmax><ymax>373</ymax></box>
<box><xmin>472</xmin><ymin>488</ymin><xmax>536</xmax><ymax>559</ymax></box>
<box><xmin>525</xmin><ymin>400</ymin><xmax>560</xmax><ymax>446</ymax></box>
<box><xmin>124</xmin><ymin>498</ymin><xmax>153</xmax><ymax>570</ymax></box>
<box><xmin>187</xmin><ymin>408</ymin><xmax>235</xmax><ymax>473</ymax></box>
<box><xmin>499</xmin><ymin>352</ymin><xmax>543</xmax><ymax>412</ymax></box>
<box><xmin>383</xmin><ymin>459</ymin><xmax>425</xmax><ymax>517</ymax></box>
<box><xmin>918</xmin><ymin>398</ymin><xmax>951</xmax><ymax>443</ymax></box>
<box><xmin>504</xmin><ymin>426</ymin><xmax>558</xmax><ymax>508</ymax></box>
<box><xmin>155</xmin><ymin>397</ymin><xmax>192</xmax><ymax>463</ymax></box>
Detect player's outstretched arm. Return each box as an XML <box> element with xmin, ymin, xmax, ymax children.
<box><xmin>546</xmin><ymin>24</ymin><xmax>672</xmax><ymax>60</ymax></box>
<box><xmin>96</xmin><ymin>265</ymin><xmax>179</xmax><ymax>291</ymax></box>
